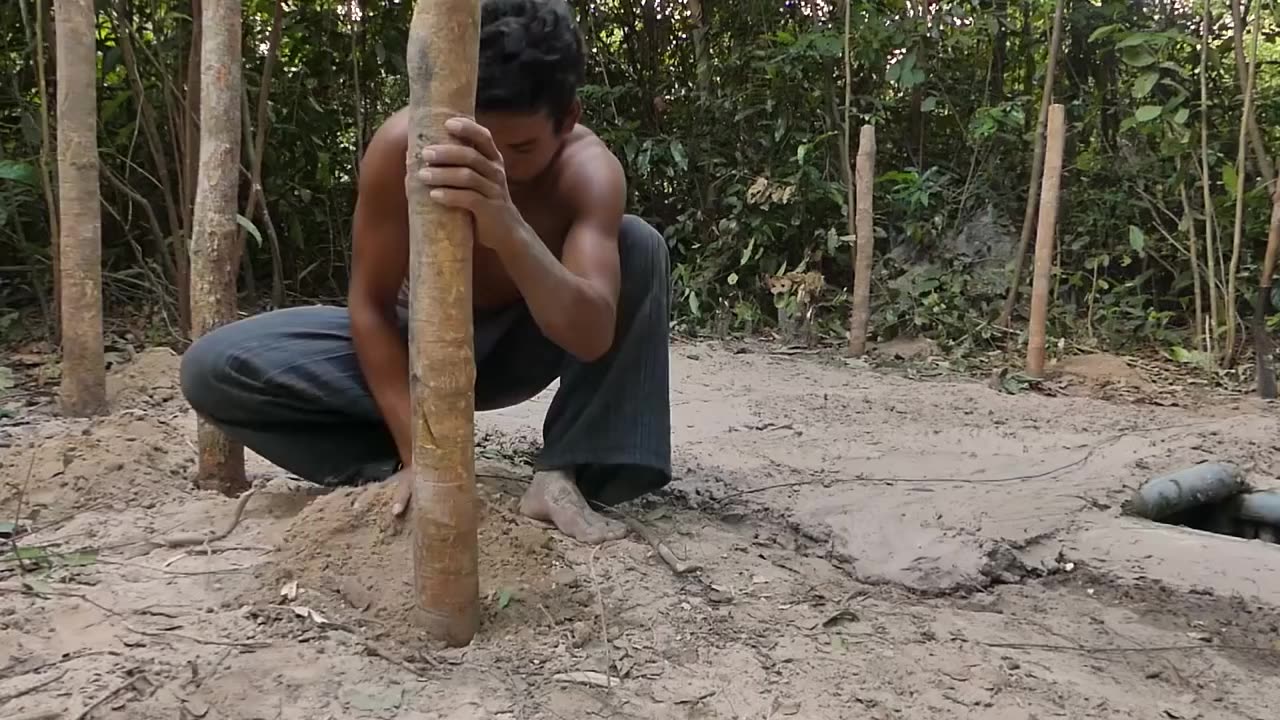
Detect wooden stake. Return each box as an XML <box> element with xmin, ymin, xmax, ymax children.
<box><xmin>54</xmin><ymin>0</ymin><xmax>106</xmax><ymax>417</ymax></box>
<box><xmin>1025</xmin><ymin>104</ymin><xmax>1066</xmax><ymax>378</ymax></box>
<box><xmin>848</xmin><ymin>124</ymin><xmax>876</xmax><ymax>356</ymax></box>
<box><xmin>406</xmin><ymin>0</ymin><xmax>481</xmax><ymax>647</ymax></box>
<box><xmin>189</xmin><ymin>0</ymin><xmax>248</xmax><ymax>495</ymax></box>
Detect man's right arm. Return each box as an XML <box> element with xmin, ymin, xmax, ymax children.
<box><xmin>348</xmin><ymin>117</ymin><xmax>413</xmax><ymax>467</ymax></box>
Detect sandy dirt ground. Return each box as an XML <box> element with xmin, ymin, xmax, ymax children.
<box><xmin>3</xmin><ymin>341</ymin><xmax>1280</xmax><ymax>719</ymax></box>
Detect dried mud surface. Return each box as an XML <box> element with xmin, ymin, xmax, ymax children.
<box><xmin>2</xmin><ymin>344</ymin><xmax>1280</xmax><ymax>719</ymax></box>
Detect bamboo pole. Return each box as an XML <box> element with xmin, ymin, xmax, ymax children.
<box><xmin>406</xmin><ymin>0</ymin><xmax>481</xmax><ymax>647</ymax></box>
<box><xmin>848</xmin><ymin>125</ymin><xmax>876</xmax><ymax>355</ymax></box>
<box><xmin>1025</xmin><ymin>104</ymin><xmax>1066</xmax><ymax>378</ymax></box>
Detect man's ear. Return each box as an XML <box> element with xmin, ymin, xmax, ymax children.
<box><xmin>558</xmin><ymin>97</ymin><xmax>583</xmax><ymax>135</ymax></box>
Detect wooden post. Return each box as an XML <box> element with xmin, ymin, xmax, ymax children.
<box><xmin>190</xmin><ymin>0</ymin><xmax>248</xmax><ymax>495</ymax></box>
<box><xmin>54</xmin><ymin>0</ymin><xmax>106</xmax><ymax>417</ymax></box>
<box><xmin>1025</xmin><ymin>103</ymin><xmax>1066</xmax><ymax>378</ymax></box>
<box><xmin>848</xmin><ymin>124</ymin><xmax>876</xmax><ymax>356</ymax></box>
<box><xmin>406</xmin><ymin>0</ymin><xmax>481</xmax><ymax>647</ymax></box>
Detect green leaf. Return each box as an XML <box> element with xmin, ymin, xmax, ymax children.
<box><xmin>1115</xmin><ymin>33</ymin><xmax>1151</xmax><ymax>49</ymax></box>
<box><xmin>1132</xmin><ymin>71</ymin><xmax>1159</xmax><ymax>98</ymax></box>
<box><xmin>236</xmin><ymin>215</ymin><xmax>264</xmax><ymax>247</ymax></box>
<box><xmin>669</xmin><ymin>141</ymin><xmax>688</xmax><ymax>171</ymax></box>
<box><xmin>1121</xmin><ymin>46</ymin><xmax>1157</xmax><ymax>67</ymax></box>
<box><xmin>921</xmin><ymin>96</ymin><xmax>938</xmax><ymax>112</ymax></box>
<box><xmin>1128</xmin><ymin>226</ymin><xmax>1146</xmax><ymax>254</ymax></box>
<box><xmin>1223</xmin><ymin>163</ymin><xmax>1238</xmax><ymax>195</ymax></box>
<box><xmin>1088</xmin><ymin>24</ymin><xmax>1123</xmax><ymax>42</ymax></box>
<box><xmin>728</xmin><ymin>272</ymin><xmax>739</xmax><ymax>286</ymax></box>
<box><xmin>62</xmin><ymin>550</ymin><xmax>98</xmax><ymax>567</ymax></box>
<box><xmin>1134</xmin><ymin>105</ymin><xmax>1162</xmax><ymax>122</ymax></box>
<box><xmin>0</xmin><ymin>160</ymin><xmax>39</xmax><ymax>187</ymax></box>
<box><xmin>497</xmin><ymin>588</ymin><xmax>513</xmax><ymax>609</ymax></box>
<box><xmin>1173</xmin><ymin>107</ymin><xmax>1190</xmax><ymax>125</ymax></box>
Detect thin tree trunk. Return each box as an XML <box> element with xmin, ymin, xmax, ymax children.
<box><xmin>1199</xmin><ymin>0</ymin><xmax>1220</xmax><ymax>361</ymax></box>
<box><xmin>407</xmin><ymin>0</ymin><xmax>482</xmax><ymax>648</ymax></box>
<box><xmin>1255</xmin><ymin>175</ymin><xmax>1280</xmax><ymax>397</ymax></box>
<box><xmin>1228</xmin><ymin>0</ymin><xmax>1275</xmax><ymax>185</ymax></box>
<box><xmin>239</xmin><ymin>85</ymin><xmax>286</xmax><ymax>308</ymax></box>
<box><xmin>688</xmin><ymin>0</ymin><xmax>711</xmax><ymax>96</ymax></box>
<box><xmin>113</xmin><ymin>1</ymin><xmax>181</xmax><ymax>284</ymax></box>
<box><xmin>1025</xmin><ymin>104</ymin><xmax>1067</xmax><ymax>378</ymax></box>
<box><xmin>31</xmin><ymin>0</ymin><xmax>61</xmax><ymax>342</ymax></box>
<box><xmin>190</xmin><ymin>0</ymin><xmax>247</xmax><ymax>495</ymax></box>
<box><xmin>997</xmin><ymin>0</ymin><xmax>1065</xmax><ymax>327</ymax></box>
<box><xmin>1180</xmin><ymin>183</ymin><xmax>1204</xmax><ymax>347</ymax></box>
<box><xmin>236</xmin><ymin>0</ymin><xmax>285</xmax><ymax>307</ymax></box>
<box><xmin>54</xmin><ymin>0</ymin><xmax>106</xmax><ymax>416</ymax></box>
<box><xmin>1223</xmin><ymin>2</ymin><xmax>1261</xmax><ymax>368</ymax></box>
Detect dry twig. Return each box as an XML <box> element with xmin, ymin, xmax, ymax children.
<box><xmin>149</xmin><ymin>488</ymin><xmax>256</xmax><ymax>548</ymax></box>
<box><xmin>71</xmin><ymin>671</ymin><xmax>147</xmax><ymax>720</ymax></box>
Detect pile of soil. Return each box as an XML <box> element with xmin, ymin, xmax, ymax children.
<box><xmin>258</xmin><ymin>478</ymin><xmax>592</xmax><ymax>642</ymax></box>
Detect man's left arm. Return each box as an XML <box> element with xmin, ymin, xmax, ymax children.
<box><xmin>495</xmin><ymin>156</ymin><xmax>625</xmax><ymax>362</ymax></box>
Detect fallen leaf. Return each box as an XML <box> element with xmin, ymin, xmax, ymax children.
<box><xmin>290</xmin><ymin>605</ymin><xmax>329</xmax><ymax>625</ymax></box>
<box><xmin>279</xmin><ymin>580</ymin><xmax>299</xmax><ymax>601</ymax></box>
<box><xmin>551</xmin><ymin>671</ymin><xmax>618</xmax><ymax>688</ymax></box>
<box><xmin>497</xmin><ymin>588</ymin><xmax>513</xmax><ymax>609</ymax></box>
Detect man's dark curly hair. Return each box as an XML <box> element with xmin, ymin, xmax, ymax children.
<box><xmin>477</xmin><ymin>0</ymin><xmax>585</xmax><ymax>128</ymax></box>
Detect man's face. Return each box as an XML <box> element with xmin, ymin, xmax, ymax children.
<box><xmin>478</xmin><ymin>104</ymin><xmax>578</xmax><ymax>184</ymax></box>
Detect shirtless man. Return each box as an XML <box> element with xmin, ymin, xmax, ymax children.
<box><xmin>179</xmin><ymin>0</ymin><xmax>671</xmax><ymax>544</ymax></box>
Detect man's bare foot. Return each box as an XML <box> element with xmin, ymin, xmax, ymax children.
<box><xmin>518</xmin><ymin>470</ymin><xmax>628</xmax><ymax>544</ymax></box>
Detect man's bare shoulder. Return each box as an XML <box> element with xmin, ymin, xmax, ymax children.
<box><xmin>363</xmin><ymin>109</ymin><xmax>410</xmax><ymax>174</ymax></box>
<box><xmin>555</xmin><ymin>126</ymin><xmax>626</xmax><ymax>209</ymax></box>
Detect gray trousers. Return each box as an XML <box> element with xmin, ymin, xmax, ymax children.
<box><xmin>179</xmin><ymin>215</ymin><xmax>672</xmax><ymax>507</ymax></box>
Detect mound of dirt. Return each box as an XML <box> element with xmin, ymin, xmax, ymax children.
<box><xmin>259</xmin><ymin>478</ymin><xmax>591</xmax><ymax>643</ymax></box>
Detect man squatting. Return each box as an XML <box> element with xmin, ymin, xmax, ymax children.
<box><xmin>179</xmin><ymin>0</ymin><xmax>672</xmax><ymax>544</ymax></box>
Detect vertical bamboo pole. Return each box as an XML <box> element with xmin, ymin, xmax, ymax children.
<box><xmin>848</xmin><ymin>125</ymin><xmax>876</xmax><ymax>355</ymax></box>
<box><xmin>54</xmin><ymin>0</ymin><xmax>106</xmax><ymax>416</ymax></box>
<box><xmin>1025</xmin><ymin>104</ymin><xmax>1066</xmax><ymax>378</ymax></box>
<box><xmin>406</xmin><ymin>0</ymin><xmax>481</xmax><ymax>647</ymax></box>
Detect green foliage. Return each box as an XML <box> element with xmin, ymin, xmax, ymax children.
<box><xmin>0</xmin><ymin>0</ymin><xmax>1277</xmax><ymax>357</ymax></box>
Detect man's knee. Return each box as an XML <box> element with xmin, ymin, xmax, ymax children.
<box><xmin>618</xmin><ymin>215</ymin><xmax>670</xmax><ymax>297</ymax></box>
<box><xmin>179</xmin><ymin>321</ymin><xmax>250</xmax><ymax>419</ymax></box>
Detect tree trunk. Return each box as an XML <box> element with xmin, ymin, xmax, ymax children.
<box><xmin>54</xmin><ymin>0</ymin><xmax>106</xmax><ymax>417</ymax></box>
<box><xmin>190</xmin><ymin>0</ymin><xmax>247</xmax><ymax>495</ymax></box>
<box><xmin>406</xmin><ymin>0</ymin><xmax>482</xmax><ymax>647</ymax></box>
<box><xmin>30</xmin><ymin>0</ymin><xmax>61</xmax><ymax>343</ymax></box>
<box><xmin>997</xmin><ymin>0</ymin><xmax>1065</xmax><ymax>327</ymax></box>
<box><xmin>1228</xmin><ymin>0</ymin><xmax>1275</xmax><ymax>185</ymax></box>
